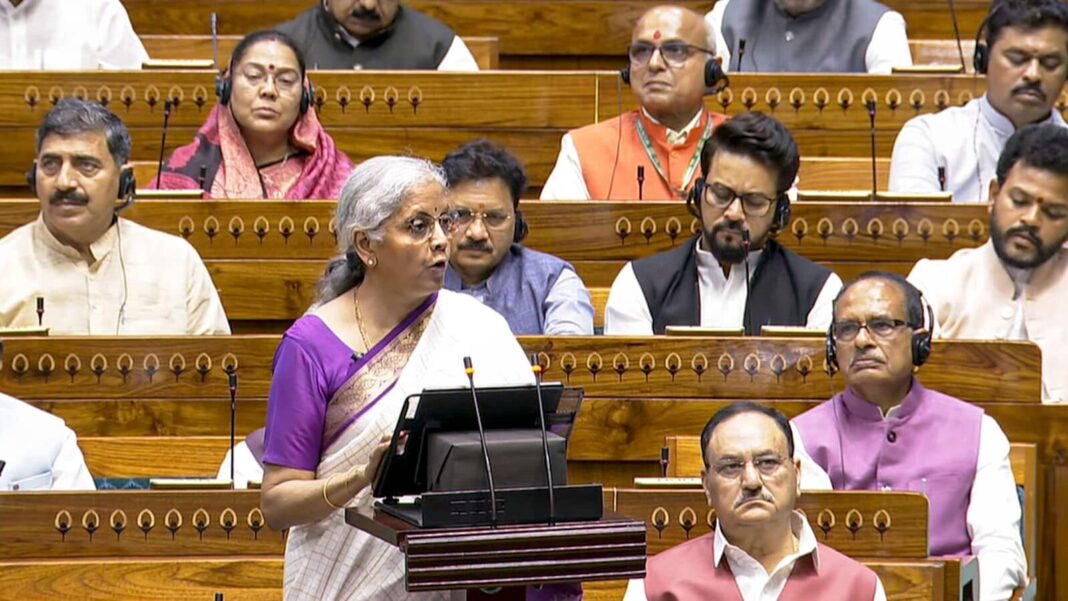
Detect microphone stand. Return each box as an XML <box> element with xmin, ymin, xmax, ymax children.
<box><xmin>636</xmin><ymin>166</ymin><xmax>645</xmax><ymax>201</ymax></box>
<box><xmin>741</xmin><ymin>230</ymin><xmax>752</xmax><ymax>335</ymax></box>
<box><xmin>946</xmin><ymin>0</ymin><xmax>967</xmax><ymax>73</ymax></box>
<box><xmin>228</xmin><ymin>373</ymin><xmax>237</xmax><ymax>488</ymax></box>
<box><xmin>735</xmin><ymin>39</ymin><xmax>747</xmax><ymax>72</ymax></box>
<box><xmin>463</xmin><ymin>357</ymin><xmax>498</xmax><ymax>528</ymax></box>
<box><xmin>867</xmin><ymin>99</ymin><xmax>877</xmax><ymax>201</ymax></box>
<box><xmin>154</xmin><ymin>100</ymin><xmax>173</xmax><ymax>189</ymax></box>
<box><xmin>35</xmin><ymin>297</ymin><xmax>44</xmax><ymax>327</ymax></box>
<box><xmin>531</xmin><ymin>355</ymin><xmax>557</xmax><ymax>525</ymax></box>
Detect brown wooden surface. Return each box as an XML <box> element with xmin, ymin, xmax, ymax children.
<box><xmin>141</xmin><ymin>34</ymin><xmax>501</xmax><ymax>71</ymax></box>
<box><xmin>1</xmin><ymin>71</ymin><xmax>1060</xmax><ymax>187</ymax></box>
<box><xmin>79</xmin><ymin>436</ymin><xmax>236</xmax><ymax>478</ymax></box>
<box><xmin>119</xmin><ymin>1</ymin><xmax>986</xmax><ymax>51</ymax></box>
<box><xmin>0</xmin><ymin>558</ymin><xmax>283</xmax><ymax>601</ymax></box>
<box><xmin>0</xmin><ymin>490</ymin><xmax>283</xmax><ymax>560</ymax></box>
<box><xmin>911</xmin><ymin>39</ymin><xmax>979</xmax><ymax>74</ymax></box>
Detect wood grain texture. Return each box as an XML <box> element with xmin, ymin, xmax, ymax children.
<box><xmin>79</xmin><ymin>436</ymin><xmax>238</xmax><ymax>478</ymax></box>
<box><xmin>28</xmin><ymin>398</ymin><xmax>267</xmax><ymax>437</ymax></box>
<box><xmin>0</xmin><ymin>559</ymin><xmax>283</xmax><ymax>601</ymax></box>
<box><xmin>0</xmin><ymin>490</ymin><xmax>283</xmax><ymax>559</ymax></box>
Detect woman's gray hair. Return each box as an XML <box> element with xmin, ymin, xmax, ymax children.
<box><xmin>316</xmin><ymin>156</ymin><xmax>447</xmax><ymax>303</ymax></box>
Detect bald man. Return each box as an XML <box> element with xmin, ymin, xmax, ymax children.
<box><xmin>541</xmin><ymin>6</ymin><xmax>729</xmax><ymax>201</ymax></box>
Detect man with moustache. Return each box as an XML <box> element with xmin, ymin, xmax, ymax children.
<box><xmin>276</xmin><ymin>0</ymin><xmax>478</xmax><ymax>71</ymax></box>
<box><xmin>441</xmin><ymin>140</ymin><xmax>594</xmax><ymax>335</ymax></box>
<box><xmin>889</xmin><ymin>0</ymin><xmax>1068</xmax><ymax>202</ymax></box>
<box><xmin>793</xmin><ymin>272</ymin><xmax>1026</xmax><ymax>601</ymax></box>
<box><xmin>624</xmin><ymin>402</ymin><xmax>885</xmax><ymax>600</ymax></box>
<box><xmin>0</xmin><ymin>98</ymin><xmax>230</xmax><ymax>335</ymax></box>
<box><xmin>540</xmin><ymin>5</ymin><xmax>729</xmax><ymax>201</ymax></box>
<box><xmin>603</xmin><ymin>112</ymin><xmax>841</xmax><ymax>335</ymax></box>
<box><xmin>909</xmin><ymin>124</ymin><xmax>1068</xmax><ymax>403</ymax></box>
<box><xmin>706</xmin><ymin>0</ymin><xmax>912</xmax><ymax>74</ymax></box>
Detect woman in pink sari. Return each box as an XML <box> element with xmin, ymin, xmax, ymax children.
<box><xmin>153</xmin><ymin>30</ymin><xmax>352</xmax><ymax>199</ymax></box>
<box><xmin>260</xmin><ymin>156</ymin><xmax>537</xmax><ymax>600</ymax></box>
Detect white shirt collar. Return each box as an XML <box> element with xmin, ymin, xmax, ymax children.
<box><xmin>980</xmin><ymin>93</ymin><xmax>1062</xmax><ymax>136</ymax></box>
<box><xmin>33</xmin><ymin>213</ymin><xmax>119</xmax><ymax>265</ymax></box>
<box><xmin>713</xmin><ymin>511</ymin><xmax>819</xmax><ymax>571</ymax></box>
<box><xmin>642</xmin><ymin>107</ymin><xmax>705</xmax><ymax>146</ymax></box>
<box><xmin>695</xmin><ymin>238</ymin><xmax>762</xmax><ymax>284</ymax></box>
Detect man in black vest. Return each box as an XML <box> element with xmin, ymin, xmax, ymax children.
<box><xmin>276</xmin><ymin>0</ymin><xmax>479</xmax><ymax>71</ymax></box>
<box><xmin>604</xmin><ymin>112</ymin><xmax>842</xmax><ymax>335</ymax></box>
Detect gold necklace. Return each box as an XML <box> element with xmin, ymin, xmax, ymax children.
<box><xmin>352</xmin><ymin>286</ymin><xmax>372</xmax><ymax>352</ymax></box>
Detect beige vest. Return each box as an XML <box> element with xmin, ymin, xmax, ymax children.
<box><xmin>908</xmin><ymin>240</ymin><xmax>1068</xmax><ymax>403</ymax></box>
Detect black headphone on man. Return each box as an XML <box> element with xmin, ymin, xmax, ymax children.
<box><xmin>825</xmin><ymin>284</ymin><xmax>935</xmax><ymax>374</ymax></box>
<box><xmin>26</xmin><ymin>161</ymin><xmax>137</xmax><ymax>212</ymax></box>
<box><xmin>620</xmin><ymin>55</ymin><xmax>728</xmax><ymax>91</ymax></box>
<box><xmin>972</xmin><ymin>3</ymin><xmax>1004</xmax><ymax>75</ymax></box>
<box><xmin>512</xmin><ymin>209</ymin><xmax>529</xmax><ymax>243</ymax></box>
<box><xmin>215</xmin><ymin>70</ymin><xmax>316</xmax><ymax>115</ymax></box>
<box><xmin>685</xmin><ymin>178</ymin><xmax>791</xmax><ymax>232</ymax></box>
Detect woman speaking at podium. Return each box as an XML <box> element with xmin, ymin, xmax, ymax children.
<box><xmin>259</xmin><ymin>156</ymin><xmax>533</xmax><ymax>600</ymax></box>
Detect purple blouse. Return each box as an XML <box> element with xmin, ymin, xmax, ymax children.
<box><xmin>262</xmin><ymin>315</ymin><xmax>361</xmax><ymax>471</ymax></box>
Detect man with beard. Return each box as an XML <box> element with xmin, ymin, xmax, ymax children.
<box><xmin>603</xmin><ymin>112</ymin><xmax>840</xmax><ymax>334</ymax></box>
<box><xmin>889</xmin><ymin>0</ymin><xmax>1068</xmax><ymax>202</ymax></box>
<box><xmin>706</xmin><ymin>0</ymin><xmax>912</xmax><ymax>74</ymax></box>
<box><xmin>276</xmin><ymin>0</ymin><xmax>478</xmax><ymax>71</ymax></box>
<box><xmin>909</xmin><ymin>123</ymin><xmax>1068</xmax><ymax>403</ymax></box>
<box><xmin>625</xmin><ymin>402</ymin><xmax>885</xmax><ymax>600</ymax></box>
<box><xmin>441</xmin><ymin>140</ymin><xmax>594</xmax><ymax>335</ymax></box>
<box><xmin>793</xmin><ymin>272</ymin><xmax>1026</xmax><ymax>601</ymax></box>
<box><xmin>0</xmin><ymin>98</ymin><xmax>230</xmax><ymax>335</ymax></box>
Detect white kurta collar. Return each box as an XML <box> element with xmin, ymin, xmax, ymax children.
<box><xmin>33</xmin><ymin>213</ymin><xmax>119</xmax><ymax>265</ymax></box>
<box><xmin>713</xmin><ymin>511</ymin><xmax>819</xmax><ymax>571</ymax></box>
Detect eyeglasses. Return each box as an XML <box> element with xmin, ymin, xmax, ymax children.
<box><xmin>712</xmin><ymin>455</ymin><xmax>787</xmax><ymax>480</ymax></box>
<box><xmin>628</xmin><ymin>41</ymin><xmax>715</xmax><ymax>68</ymax></box>
<box><xmin>403</xmin><ymin>211</ymin><xmax>458</xmax><ymax>242</ymax></box>
<box><xmin>238</xmin><ymin>67</ymin><xmax>301</xmax><ymax>93</ymax></box>
<box><xmin>453</xmin><ymin>207</ymin><xmax>513</xmax><ymax>230</ymax></box>
<box><xmin>832</xmin><ymin>318</ymin><xmax>909</xmax><ymax>342</ymax></box>
<box><xmin>704</xmin><ymin>182</ymin><xmax>776</xmax><ymax>217</ymax></box>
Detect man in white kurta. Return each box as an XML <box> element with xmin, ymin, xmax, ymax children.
<box><xmin>0</xmin><ymin>97</ymin><xmax>230</xmax><ymax>335</ymax></box>
<box><xmin>0</xmin><ymin>392</ymin><xmax>95</xmax><ymax>491</ymax></box>
<box><xmin>889</xmin><ymin>0</ymin><xmax>1068</xmax><ymax>202</ymax></box>
<box><xmin>0</xmin><ymin>0</ymin><xmax>149</xmax><ymax>69</ymax></box>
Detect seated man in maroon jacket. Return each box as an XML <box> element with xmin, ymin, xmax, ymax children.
<box><xmin>624</xmin><ymin>402</ymin><xmax>884</xmax><ymax>601</ymax></box>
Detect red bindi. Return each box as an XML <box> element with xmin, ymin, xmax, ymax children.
<box><xmin>653</xmin><ymin>30</ymin><xmax>662</xmax><ymax>41</ymax></box>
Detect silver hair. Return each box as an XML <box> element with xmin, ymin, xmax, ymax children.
<box><xmin>316</xmin><ymin>156</ymin><xmax>447</xmax><ymax>303</ymax></box>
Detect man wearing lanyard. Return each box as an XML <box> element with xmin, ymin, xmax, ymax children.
<box><xmin>604</xmin><ymin>113</ymin><xmax>841</xmax><ymax>335</ymax></box>
<box><xmin>540</xmin><ymin>5</ymin><xmax>729</xmax><ymax>200</ymax></box>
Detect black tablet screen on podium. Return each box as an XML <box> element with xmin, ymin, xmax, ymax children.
<box><xmin>372</xmin><ymin>383</ymin><xmax>567</xmax><ymax>499</ymax></box>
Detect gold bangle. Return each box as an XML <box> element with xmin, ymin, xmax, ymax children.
<box><xmin>322</xmin><ymin>473</ymin><xmax>347</xmax><ymax>510</ymax></box>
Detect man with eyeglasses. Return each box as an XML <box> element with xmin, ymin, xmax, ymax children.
<box><xmin>540</xmin><ymin>5</ymin><xmax>729</xmax><ymax>200</ymax></box>
<box><xmin>705</xmin><ymin>0</ymin><xmax>911</xmax><ymax>74</ymax></box>
<box><xmin>909</xmin><ymin>124</ymin><xmax>1068</xmax><ymax>403</ymax></box>
<box><xmin>442</xmin><ymin>139</ymin><xmax>594</xmax><ymax>335</ymax></box>
<box><xmin>604</xmin><ymin>113</ymin><xmax>841</xmax><ymax>335</ymax></box>
<box><xmin>793</xmin><ymin>272</ymin><xmax>1026</xmax><ymax>601</ymax></box>
<box><xmin>624</xmin><ymin>402</ymin><xmax>885</xmax><ymax>600</ymax></box>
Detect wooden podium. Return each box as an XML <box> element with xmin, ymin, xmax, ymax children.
<box><xmin>346</xmin><ymin>506</ymin><xmax>647</xmax><ymax>598</ymax></box>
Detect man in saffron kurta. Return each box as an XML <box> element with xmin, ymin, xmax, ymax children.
<box><xmin>625</xmin><ymin>402</ymin><xmax>884</xmax><ymax>600</ymax></box>
<box><xmin>908</xmin><ymin>124</ymin><xmax>1068</xmax><ymax>403</ymax></box>
<box><xmin>793</xmin><ymin>272</ymin><xmax>1026</xmax><ymax>601</ymax></box>
<box><xmin>541</xmin><ymin>5</ymin><xmax>728</xmax><ymax>200</ymax></box>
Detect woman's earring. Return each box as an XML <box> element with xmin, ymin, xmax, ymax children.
<box><xmin>368</xmin><ymin>258</ymin><xmax>376</xmax><ymax>267</ymax></box>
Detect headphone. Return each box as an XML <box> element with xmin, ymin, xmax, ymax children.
<box><xmin>513</xmin><ymin>209</ymin><xmax>529</xmax><ymax>243</ymax></box>
<box><xmin>620</xmin><ymin>55</ymin><xmax>728</xmax><ymax>92</ymax></box>
<box><xmin>973</xmin><ymin>1</ymin><xmax>1013</xmax><ymax>75</ymax></box>
<box><xmin>686</xmin><ymin>178</ymin><xmax>791</xmax><ymax>232</ymax></box>
<box><xmin>825</xmin><ymin>288</ymin><xmax>935</xmax><ymax>374</ymax></box>
<box><xmin>26</xmin><ymin>162</ymin><xmax>136</xmax><ymax>211</ymax></box>
<box><xmin>215</xmin><ymin>70</ymin><xmax>316</xmax><ymax>115</ymax></box>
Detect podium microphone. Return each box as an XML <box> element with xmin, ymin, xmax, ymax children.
<box><xmin>530</xmin><ymin>354</ymin><xmax>557</xmax><ymax>525</ymax></box>
<box><xmin>228</xmin><ymin>372</ymin><xmax>237</xmax><ymax>488</ymax></box>
<box><xmin>659</xmin><ymin>446</ymin><xmax>669</xmax><ymax>478</ymax></box>
<box><xmin>36</xmin><ymin>296</ymin><xmax>44</xmax><ymax>326</ymax></box>
<box><xmin>154</xmin><ymin>100</ymin><xmax>173</xmax><ymax>189</ymax></box>
<box><xmin>938</xmin><ymin>166</ymin><xmax>947</xmax><ymax>192</ymax></box>
<box><xmin>735</xmin><ymin>39</ymin><xmax>747</xmax><ymax>72</ymax></box>
<box><xmin>463</xmin><ymin>357</ymin><xmax>498</xmax><ymax>527</ymax></box>
<box><xmin>946</xmin><ymin>0</ymin><xmax>967</xmax><ymax>73</ymax></box>
<box><xmin>636</xmin><ymin>165</ymin><xmax>645</xmax><ymax>201</ymax></box>
<box><xmin>867</xmin><ymin>99</ymin><xmax>878</xmax><ymax>200</ymax></box>
<box><xmin>741</xmin><ymin>229</ymin><xmax>752</xmax><ymax>335</ymax></box>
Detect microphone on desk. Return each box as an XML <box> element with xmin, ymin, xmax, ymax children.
<box><xmin>154</xmin><ymin>100</ymin><xmax>173</xmax><ymax>190</ymax></box>
<box><xmin>197</xmin><ymin>165</ymin><xmax>208</xmax><ymax>194</ymax></box>
<box><xmin>463</xmin><ymin>356</ymin><xmax>499</xmax><ymax>528</ymax></box>
<box><xmin>938</xmin><ymin>166</ymin><xmax>947</xmax><ymax>192</ymax></box>
<box><xmin>228</xmin><ymin>372</ymin><xmax>237</xmax><ymax>488</ymax></box>
<box><xmin>867</xmin><ymin>99</ymin><xmax>878</xmax><ymax>201</ymax></box>
<box><xmin>636</xmin><ymin>166</ymin><xmax>645</xmax><ymax>201</ymax></box>
<box><xmin>214</xmin><ymin>593</ymin><xmax>224</xmax><ymax>601</ymax></box>
<box><xmin>36</xmin><ymin>296</ymin><xmax>44</xmax><ymax>327</ymax></box>
<box><xmin>741</xmin><ymin>229</ymin><xmax>752</xmax><ymax>335</ymax></box>
<box><xmin>946</xmin><ymin>0</ymin><xmax>967</xmax><ymax>73</ymax></box>
<box><xmin>530</xmin><ymin>354</ymin><xmax>557</xmax><ymax>525</ymax></box>
<box><xmin>659</xmin><ymin>446</ymin><xmax>670</xmax><ymax>478</ymax></box>
<box><xmin>735</xmin><ymin>39</ymin><xmax>747</xmax><ymax>72</ymax></box>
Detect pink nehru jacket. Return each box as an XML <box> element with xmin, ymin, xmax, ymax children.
<box><xmin>643</xmin><ymin>531</ymin><xmax>877</xmax><ymax>600</ymax></box>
